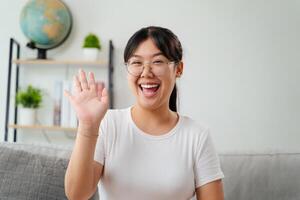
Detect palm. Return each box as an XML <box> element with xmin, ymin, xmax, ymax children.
<box><xmin>65</xmin><ymin>70</ymin><xmax>109</xmax><ymax>127</ymax></box>
<box><xmin>72</xmin><ymin>89</ymin><xmax>107</xmax><ymax>125</ymax></box>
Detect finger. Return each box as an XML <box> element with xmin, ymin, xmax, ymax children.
<box><xmin>79</xmin><ymin>69</ymin><xmax>89</xmax><ymax>90</ymax></box>
<box><xmin>96</xmin><ymin>81</ymin><xmax>104</xmax><ymax>100</ymax></box>
<box><xmin>88</xmin><ymin>72</ymin><xmax>96</xmax><ymax>92</ymax></box>
<box><xmin>101</xmin><ymin>87</ymin><xmax>109</xmax><ymax>105</ymax></box>
<box><xmin>73</xmin><ymin>75</ymin><xmax>81</xmax><ymax>95</ymax></box>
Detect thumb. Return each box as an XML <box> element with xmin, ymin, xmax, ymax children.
<box><xmin>64</xmin><ymin>90</ymin><xmax>75</xmax><ymax>106</ymax></box>
<box><xmin>101</xmin><ymin>87</ymin><xmax>109</xmax><ymax>105</ymax></box>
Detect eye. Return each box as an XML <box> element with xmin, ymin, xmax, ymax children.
<box><xmin>130</xmin><ymin>61</ymin><xmax>143</xmax><ymax>66</ymax></box>
<box><xmin>153</xmin><ymin>60</ymin><xmax>164</xmax><ymax>64</ymax></box>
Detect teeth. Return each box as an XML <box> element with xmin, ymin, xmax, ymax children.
<box><xmin>140</xmin><ymin>84</ymin><xmax>159</xmax><ymax>89</ymax></box>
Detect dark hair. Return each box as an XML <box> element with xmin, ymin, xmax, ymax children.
<box><xmin>124</xmin><ymin>26</ymin><xmax>183</xmax><ymax>112</ymax></box>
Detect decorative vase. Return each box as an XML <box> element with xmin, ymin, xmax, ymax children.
<box><xmin>83</xmin><ymin>48</ymin><xmax>99</xmax><ymax>60</ymax></box>
<box><xmin>19</xmin><ymin>108</ymin><xmax>36</xmax><ymax>125</ymax></box>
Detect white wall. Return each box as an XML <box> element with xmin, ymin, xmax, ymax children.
<box><xmin>0</xmin><ymin>0</ymin><xmax>299</xmax><ymax>152</ymax></box>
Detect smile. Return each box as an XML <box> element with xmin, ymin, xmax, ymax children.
<box><xmin>139</xmin><ymin>83</ymin><xmax>160</xmax><ymax>97</ymax></box>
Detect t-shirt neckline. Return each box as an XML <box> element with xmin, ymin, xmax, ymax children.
<box><xmin>127</xmin><ymin>106</ymin><xmax>182</xmax><ymax>140</ymax></box>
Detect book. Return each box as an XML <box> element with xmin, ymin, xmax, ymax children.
<box><xmin>53</xmin><ymin>81</ymin><xmax>62</xmax><ymax>126</ymax></box>
<box><xmin>61</xmin><ymin>80</ymin><xmax>71</xmax><ymax>127</ymax></box>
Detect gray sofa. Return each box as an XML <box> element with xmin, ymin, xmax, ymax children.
<box><xmin>0</xmin><ymin>142</ymin><xmax>99</xmax><ymax>200</ymax></box>
<box><xmin>219</xmin><ymin>152</ymin><xmax>300</xmax><ymax>200</ymax></box>
<box><xmin>0</xmin><ymin>142</ymin><xmax>299</xmax><ymax>200</ymax></box>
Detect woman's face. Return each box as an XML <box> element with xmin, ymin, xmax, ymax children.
<box><xmin>127</xmin><ymin>38</ymin><xmax>183</xmax><ymax>111</ymax></box>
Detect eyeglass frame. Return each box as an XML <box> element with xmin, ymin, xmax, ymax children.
<box><xmin>124</xmin><ymin>58</ymin><xmax>179</xmax><ymax>77</ymax></box>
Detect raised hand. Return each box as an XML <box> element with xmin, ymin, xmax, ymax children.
<box><xmin>64</xmin><ymin>69</ymin><xmax>109</xmax><ymax>130</ymax></box>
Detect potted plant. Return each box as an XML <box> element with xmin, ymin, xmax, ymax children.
<box><xmin>16</xmin><ymin>85</ymin><xmax>42</xmax><ymax>125</ymax></box>
<box><xmin>82</xmin><ymin>33</ymin><xmax>102</xmax><ymax>60</ymax></box>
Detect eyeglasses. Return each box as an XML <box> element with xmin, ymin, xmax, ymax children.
<box><xmin>125</xmin><ymin>58</ymin><xmax>177</xmax><ymax>77</ymax></box>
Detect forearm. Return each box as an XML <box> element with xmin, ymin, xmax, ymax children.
<box><xmin>65</xmin><ymin>124</ymin><xmax>99</xmax><ymax>199</ymax></box>
<box><xmin>196</xmin><ymin>180</ymin><xmax>224</xmax><ymax>200</ymax></box>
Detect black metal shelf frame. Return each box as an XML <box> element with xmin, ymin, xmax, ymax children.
<box><xmin>4</xmin><ymin>38</ymin><xmax>114</xmax><ymax>142</ymax></box>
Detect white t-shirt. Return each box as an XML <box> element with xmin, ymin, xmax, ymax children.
<box><xmin>94</xmin><ymin>107</ymin><xmax>224</xmax><ymax>200</ymax></box>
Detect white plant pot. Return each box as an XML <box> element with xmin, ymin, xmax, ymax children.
<box><xmin>83</xmin><ymin>48</ymin><xmax>99</xmax><ymax>61</ymax></box>
<box><xmin>19</xmin><ymin>108</ymin><xmax>36</xmax><ymax>125</ymax></box>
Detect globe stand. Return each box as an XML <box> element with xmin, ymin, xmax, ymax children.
<box><xmin>37</xmin><ymin>49</ymin><xmax>47</xmax><ymax>59</ymax></box>
<box><xmin>26</xmin><ymin>41</ymin><xmax>48</xmax><ymax>59</ymax></box>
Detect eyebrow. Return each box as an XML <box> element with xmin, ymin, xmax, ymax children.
<box><xmin>131</xmin><ymin>52</ymin><xmax>164</xmax><ymax>58</ymax></box>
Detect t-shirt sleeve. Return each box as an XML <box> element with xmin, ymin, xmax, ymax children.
<box><xmin>94</xmin><ymin>111</ymin><xmax>109</xmax><ymax>165</ymax></box>
<box><xmin>194</xmin><ymin>128</ymin><xmax>224</xmax><ymax>188</ymax></box>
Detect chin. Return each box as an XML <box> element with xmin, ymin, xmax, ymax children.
<box><xmin>136</xmin><ymin>87</ymin><xmax>160</xmax><ymax>109</ymax></box>
<box><xmin>137</xmin><ymin>94</ymin><xmax>169</xmax><ymax>111</ymax></box>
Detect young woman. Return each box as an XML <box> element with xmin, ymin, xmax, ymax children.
<box><xmin>65</xmin><ymin>26</ymin><xmax>224</xmax><ymax>200</ymax></box>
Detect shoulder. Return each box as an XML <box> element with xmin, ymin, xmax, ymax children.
<box><xmin>100</xmin><ymin>107</ymin><xmax>131</xmax><ymax>133</ymax></box>
<box><xmin>103</xmin><ymin>107</ymin><xmax>130</xmax><ymax>121</ymax></box>
<box><xmin>178</xmin><ymin>115</ymin><xmax>211</xmax><ymax>142</ymax></box>
<box><xmin>175</xmin><ymin>115</ymin><xmax>216</xmax><ymax>160</ymax></box>
<box><xmin>178</xmin><ymin>116</ymin><xmax>219</xmax><ymax>163</ymax></box>
<box><xmin>99</xmin><ymin>107</ymin><xmax>131</xmax><ymax>140</ymax></box>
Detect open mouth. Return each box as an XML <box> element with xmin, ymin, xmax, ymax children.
<box><xmin>139</xmin><ymin>83</ymin><xmax>160</xmax><ymax>97</ymax></box>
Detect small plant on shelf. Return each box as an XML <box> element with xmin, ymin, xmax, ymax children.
<box><xmin>82</xmin><ymin>33</ymin><xmax>102</xmax><ymax>60</ymax></box>
<box><xmin>83</xmin><ymin>33</ymin><xmax>102</xmax><ymax>49</ymax></box>
<box><xmin>16</xmin><ymin>85</ymin><xmax>42</xmax><ymax>108</ymax></box>
<box><xmin>16</xmin><ymin>85</ymin><xmax>42</xmax><ymax>125</ymax></box>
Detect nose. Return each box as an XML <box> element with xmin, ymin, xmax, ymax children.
<box><xmin>140</xmin><ymin>63</ymin><xmax>154</xmax><ymax>78</ymax></box>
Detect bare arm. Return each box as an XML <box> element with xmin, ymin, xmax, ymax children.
<box><xmin>196</xmin><ymin>180</ymin><xmax>224</xmax><ymax>200</ymax></box>
<box><xmin>64</xmin><ymin>69</ymin><xmax>109</xmax><ymax>200</ymax></box>
<box><xmin>64</xmin><ymin>125</ymin><xmax>103</xmax><ymax>199</ymax></box>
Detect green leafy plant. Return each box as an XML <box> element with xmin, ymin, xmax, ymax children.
<box><xmin>16</xmin><ymin>85</ymin><xmax>42</xmax><ymax>108</ymax></box>
<box><xmin>83</xmin><ymin>33</ymin><xmax>101</xmax><ymax>50</ymax></box>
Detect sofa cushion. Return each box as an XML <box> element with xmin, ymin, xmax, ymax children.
<box><xmin>219</xmin><ymin>153</ymin><xmax>300</xmax><ymax>200</ymax></box>
<box><xmin>0</xmin><ymin>143</ymin><xmax>99</xmax><ymax>200</ymax></box>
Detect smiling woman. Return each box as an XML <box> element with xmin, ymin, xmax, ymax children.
<box><xmin>124</xmin><ymin>27</ymin><xmax>182</xmax><ymax>112</ymax></box>
<box><xmin>64</xmin><ymin>26</ymin><xmax>224</xmax><ymax>200</ymax></box>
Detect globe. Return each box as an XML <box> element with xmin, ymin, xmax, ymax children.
<box><xmin>20</xmin><ymin>0</ymin><xmax>72</xmax><ymax>59</ymax></box>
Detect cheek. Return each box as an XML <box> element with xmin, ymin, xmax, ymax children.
<box><xmin>167</xmin><ymin>76</ymin><xmax>178</xmax><ymax>95</ymax></box>
<box><xmin>160</xmin><ymin>76</ymin><xmax>176</xmax><ymax>95</ymax></box>
<box><xmin>127</xmin><ymin>75</ymin><xmax>138</xmax><ymax>92</ymax></box>
<box><xmin>165</xmin><ymin>72</ymin><xmax>177</xmax><ymax>87</ymax></box>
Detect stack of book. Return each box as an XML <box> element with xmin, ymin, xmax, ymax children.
<box><xmin>53</xmin><ymin>81</ymin><xmax>77</xmax><ymax>128</ymax></box>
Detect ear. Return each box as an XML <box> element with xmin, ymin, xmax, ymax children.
<box><xmin>175</xmin><ymin>61</ymin><xmax>184</xmax><ymax>78</ymax></box>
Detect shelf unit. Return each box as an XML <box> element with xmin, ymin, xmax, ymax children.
<box><xmin>8</xmin><ymin>124</ymin><xmax>77</xmax><ymax>132</ymax></box>
<box><xmin>4</xmin><ymin>38</ymin><xmax>114</xmax><ymax>142</ymax></box>
<box><xmin>12</xmin><ymin>59</ymin><xmax>107</xmax><ymax>65</ymax></box>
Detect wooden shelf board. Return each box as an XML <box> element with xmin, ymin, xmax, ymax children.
<box><xmin>8</xmin><ymin>124</ymin><xmax>77</xmax><ymax>132</ymax></box>
<box><xmin>12</xmin><ymin>59</ymin><xmax>107</xmax><ymax>65</ymax></box>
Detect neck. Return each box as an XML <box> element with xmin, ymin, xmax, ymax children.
<box><xmin>131</xmin><ymin>104</ymin><xmax>178</xmax><ymax>135</ymax></box>
<box><xmin>132</xmin><ymin>104</ymin><xmax>171</xmax><ymax>122</ymax></box>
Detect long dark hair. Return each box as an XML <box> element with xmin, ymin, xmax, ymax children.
<box><xmin>124</xmin><ymin>26</ymin><xmax>183</xmax><ymax>112</ymax></box>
